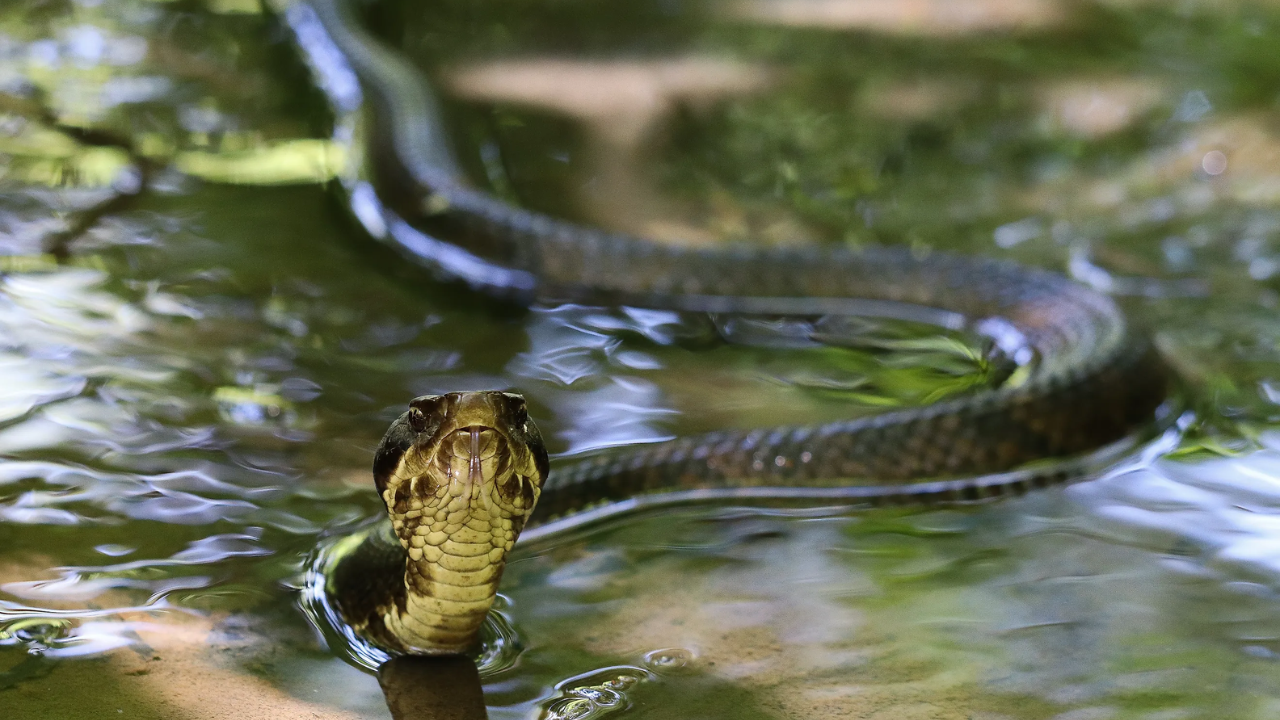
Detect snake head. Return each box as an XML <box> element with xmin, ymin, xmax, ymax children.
<box><xmin>369</xmin><ymin>391</ymin><xmax>549</xmax><ymax>654</ymax></box>
<box><xmin>374</xmin><ymin>391</ymin><xmax>549</xmax><ymax>546</ymax></box>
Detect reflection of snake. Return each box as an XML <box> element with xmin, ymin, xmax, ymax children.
<box><xmin>292</xmin><ymin>0</ymin><xmax>1170</xmax><ymax>658</ymax></box>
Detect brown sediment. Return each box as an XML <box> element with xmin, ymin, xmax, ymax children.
<box><xmin>728</xmin><ymin>0</ymin><xmax>1065</xmax><ymax>36</ymax></box>
<box><xmin>565</xmin><ymin>553</ymin><xmax>1056</xmax><ymax>719</ymax></box>
<box><xmin>445</xmin><ymin>58</ymin><xmax>776</xmax><ymax>246</ymax></box>
<box><xmin>1023</xmin><ymin>114</ymin><xmax>1280</xmax><ymax>214</ymax></box>
<box><xmin>571</xmin><ymin>568</ymin><xmax>986</xmax><ymax>718</ymax></box>
<box><xmin>0</xmin><ymin>555</ymin><xmax>363</xmax><ymax>720</ymax></box>
<box><xmin>445</xmin><ymin>58</ymin><xmax>772</xmax><ymax>146</ymax></box>
<box><xmin>108</xmin><ymin>612</ymin><xmax>366</xmax><ymax>720</ymax></box>
<box><xmin>1036</xmin><ymin>78</ymin><xmax>1167</xmax><ymax>139</ymax></box>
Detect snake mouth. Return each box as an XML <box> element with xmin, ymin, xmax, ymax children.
<box><xmin>436</xmin><ymin>425</ymin><xmax>509</xmax><ymax>498</ymax></box>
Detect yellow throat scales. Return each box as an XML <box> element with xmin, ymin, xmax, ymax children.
<box><xmin>334</xmin><ymin>392</ymin><xmax>548</xmax><ymax>655</ymax></box>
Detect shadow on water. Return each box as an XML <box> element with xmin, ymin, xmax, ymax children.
<box><xmin>5</xmin><ymin>0</ymin><xmax>1280</xmax><ymax>718</ymax></box>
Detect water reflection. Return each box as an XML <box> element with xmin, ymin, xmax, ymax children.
<box><xmin>494</xmin><ymin>453</ymin><xmax>1280</xmax><ymax>717</ymax></box>
<box><xmin>378</xmin><ymin>655</ymin><xmax>490</xmax><ymax>720</ymax></box>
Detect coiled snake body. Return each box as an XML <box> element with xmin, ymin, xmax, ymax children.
<box><xmin>291</xmin><ymin>0</ymin><xmax>1170</xmax><ymax>656</ymax></box>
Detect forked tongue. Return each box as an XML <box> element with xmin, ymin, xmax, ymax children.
<box><xmin>468</xmin><ymin>426</ymin><xmax>482</xmax><ymax>489</ymax></box>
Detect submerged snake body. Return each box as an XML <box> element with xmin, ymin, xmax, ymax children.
<box><xmin>296</xmin><ymin>0</ymin><xmax>1170</xmax><ymax>655</ymax></box>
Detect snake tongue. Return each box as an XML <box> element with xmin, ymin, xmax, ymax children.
<box><xmin>469</xmin><ymin>426</ymin><xmax>482</xmax><ymax>489</ymax></box>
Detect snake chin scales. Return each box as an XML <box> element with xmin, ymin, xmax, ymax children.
<box><xmin>330</xmin><ymin>392</ymin><xmax>549</xmax><ymax>655</ymax></box>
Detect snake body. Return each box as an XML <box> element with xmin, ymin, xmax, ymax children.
<box><xmin>292</xmin><ymin>0</ymin><xmax>1170</xmax><ymax>656</ymax></box>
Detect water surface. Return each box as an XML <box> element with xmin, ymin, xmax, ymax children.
<box><xmin>4</xmin><ymin>0</ymin><xmax>1280</xmax><ymax>718</ymax></box>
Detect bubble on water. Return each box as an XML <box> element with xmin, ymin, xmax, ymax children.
<box><xmin>642</xmin><ymin>646</ymin><xmax>694</xmax><ymax>673</ymax></box>
<box><xmin>1202</xmin><ymin>150</ymin><xmax>1228</xmax><ymax>176</ymax></box>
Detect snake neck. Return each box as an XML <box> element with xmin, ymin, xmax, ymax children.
<box><xmin>381</xmin><ymin>555</ymin><xmax>504</xmax><ymax>655</ymax></box>
<box><xmin>379</xmin><ymin>488</ymin><xmax>523</xmax><ymax>655</ymax></box>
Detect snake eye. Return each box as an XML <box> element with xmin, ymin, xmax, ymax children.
<box><xmin>502</xmin><ymin>392</ymin><xmax>528</xmax><ymax>425</ymax></box>
<box><xmin>407</xmin><ymin>394</ymin><xmax>446</xmax><ymax>434</ymax></box>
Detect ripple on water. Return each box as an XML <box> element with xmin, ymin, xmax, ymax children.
<box><xmin>541</xmin><ymin>666</ymin><xmax>656</xmax><ymax>720</ymax></box>
<box><xmin>0</xmin><ymin>257</ymin><xmax>339</xmax><ymax>672</ymax></box>
<box><xmin>1073</xmin><ymin>449</ymin><xmax>1280</xmax><ymax>584</ymax></box>
<box><xmin>470</xmin><ymin>437</ymin><xmax>1280</xmax><ymax>717</ymax></box>
<box><xmin>299</xmin><ymin>528</ymin><xmax>524</xmax><ymax>675</ymax></box>
<box><xmin>8</xmin><ymin>252</ymin><xmax>1280</xmax><ymax>717</ymax></box>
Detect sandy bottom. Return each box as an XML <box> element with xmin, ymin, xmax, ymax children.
<box><xmin>1</xmin><ymin>555</ymin><xmax>387</xmax><ymax>720</ymax></box>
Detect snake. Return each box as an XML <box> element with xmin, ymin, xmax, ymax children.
<box><xmin>287</xmin><ymin>0</ymin><xmax>1172</xmax><ymax>658</ymax></box>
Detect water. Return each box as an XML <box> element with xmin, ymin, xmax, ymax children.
<box><xmin>4</xmin><ymin>0</ymin><xmax>1280</xmax><ymax>717</ymax></box>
